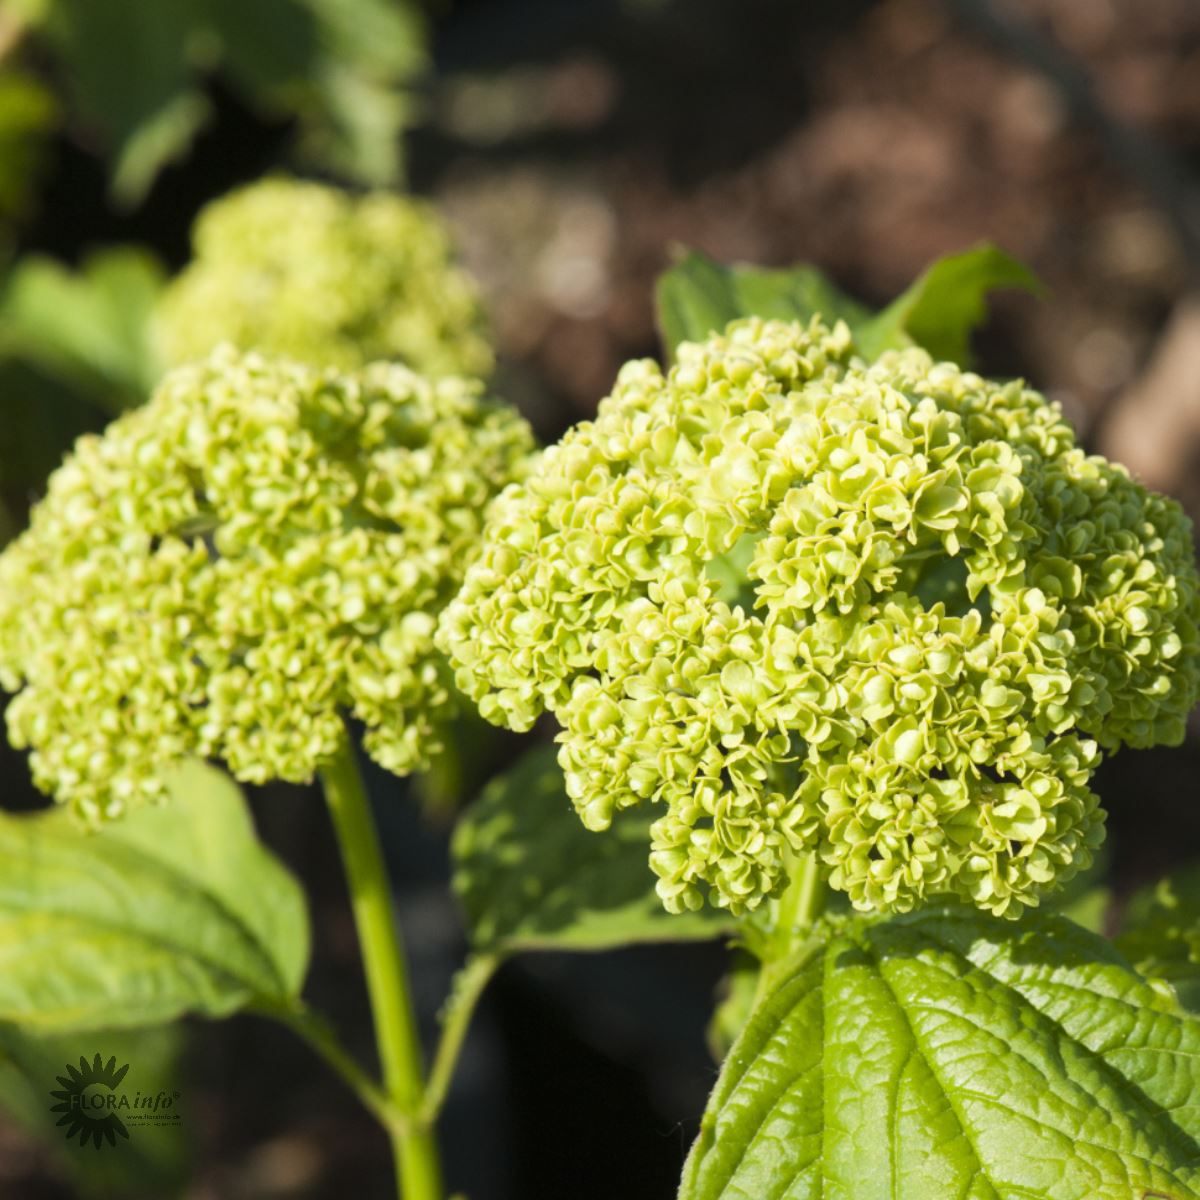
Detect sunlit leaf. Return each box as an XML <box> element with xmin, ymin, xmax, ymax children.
<box><xmin>0</xmin><ymin>761</ymin><xmax>309</xmax><ymax>1033</ymax></box>
<box><xmin>682</xmin><ymin>908</ymin><xmax>1200</xmax><ymax>1200</ymax></box>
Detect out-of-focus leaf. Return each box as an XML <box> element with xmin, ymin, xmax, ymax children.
<box><xmin>681</xmin><ymin>908</ymin><xmax>1200</xmax><ymax>1200</ymax></box>
<box><xmin>0</xmin><ymin>359</ymin><xmax>100</xmax><ymax>500</ymax></box>
<box><xmin>45</xmin><ymin>0</ymin><xmax>198</xmax><ymax>206</ymax></box>
<box><xmin>452</xmin><ymin>744</ymin><xmax>734</xmax><ymax>955</ymax></box>
<box><xmin>1116</xmin><ymin>863</ymin><xmax>1200</xmax><ymax>1013</ymax></box>
<box><xmin>655</xmin><ymin>251</ymin><xmax>870</xmax><ymax>358</ymax></box>
<box><xmin>705</xmin><ymin>951</ymin><xmax>759</xmax><ymax>1062</ymax></box>
<box><xmin>0</xmin><ymin>1024</ymin><xmax>190</xmax><ymax>1195</ymax></box>
<box><xmin>294</xmin><ymin>0</ymin><xmax>427</xmax><ymax>184</ymax></box>
<box><xmin>0</xmin><ymin>72</ymin><xmax>56</xmax><ymax>231</ymax></box>
<box><xmin>1044</xmin><ymin>836</ymin><xmax>1111</xmax><ymax>935</ymax></box>
<box><xmin>110</xmin><ymin>91</ymin><xmax>210</xmax><ymax>207</ymax></box>
<box><xmin>0</xmin><ymin>0</ymin><xmax>52</xmax><ymax>29</ymax></box>
<box><xmin>199</xmin><ymin>0</ymin><xmax>319</xmax><ymax>98</ymax></box>
<box><xmin>0</xmin><ymin>246</ymin><xmax>165</xmax><ymax>412</ymax></box>
<box><xmin>0</xmin><ymin>761</ymin><xmax>309</xmax><ymax>1033</ymax></box>
<box><xmin>856</xmin><ymin>242</ymin><xmax>1041</xmax><ymax>364</ymax></box>
<box><xmin>34</xmin><ymin>0</ymin><xmax>427</xmax><ymax>200</ymax></box>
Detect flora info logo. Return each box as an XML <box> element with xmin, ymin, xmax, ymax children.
<box><xmin>49</xmin><ymin>1054</ymin><xmax>181</xmax><ymax>1148</ymax></box>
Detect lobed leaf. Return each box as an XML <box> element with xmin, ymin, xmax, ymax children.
<box><xmin>452</xmin><ymin>744</ymin><xmax>735</xmax><ymax>955</ymax></box>
<box><xmin>655</xmin><ymin>251</ymin><xmax>870</xmax><ymax>358</ymax></box>
<box><xmin>0</xmin><ymin>761</ymin><xmax>309</xmax><ymax>1032</ymax></box>
<box><xmin>0</xmin><ymin>246</ymin><xmax>166</xmax><ymax>412</ymax></box>
<box><xmin>656</xmin><ymin>244</ymin><xmax>1038</xmax><ymax>367</ymax></box>
<box><xmin>681</xmin><ymin>908</ymin><xmax>1200</xmax><ymax>1200</ymax></box>
<box><xmin>856</xmin><ymin>242</ymin><xmax>1041</xmax><ymax>364</ymax></box>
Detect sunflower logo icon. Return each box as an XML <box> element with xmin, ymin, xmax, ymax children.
<box><xmin>49</xmin><ymin>1054</ymin><xmax>131</xmax><ymax>1148</ymax></box>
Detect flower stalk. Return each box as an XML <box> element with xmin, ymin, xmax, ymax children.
<box><xmin>321</xmin><ymin>734</ymin><xmax>442</xmax><ymax>1200</ymax></box>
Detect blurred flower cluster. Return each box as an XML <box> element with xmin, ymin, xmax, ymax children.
<box><xmin>155</xmin><ymin>178</ymin><xmax>494</xmax><ymax>379</ymax></box>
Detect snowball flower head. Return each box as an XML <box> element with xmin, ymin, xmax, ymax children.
<box><xmin>0</xmin><ymin>347</ymin><xmax>534</xmax><ymax>820</ymax></box>
<box><xmin>154</xmin><ymin>178</ymin><xmax>493</xmax><ymax>378</ymax></box>
<box><xmin>440</xmin><ymin>317</ymin><xmax>1200</xmax><ymax>917</ymax></box>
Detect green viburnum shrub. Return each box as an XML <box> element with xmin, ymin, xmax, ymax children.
<box><xmin>3</xmin><ymin>241</ymin><xmax>1199</xmax><ymax>1200</ymax></box>
<box><xmin>154</xmin><ymin>177</ymin><xmax>493</xmax><ymax>378</ymax></box>
<box><xmin>0</xmin><ymin>345</ymin><xmax>534</xmax><ymax>820</ymax></box>
<box><xmin>440</xmin><ymin>315</ymin><xmax>1200</xmax><ymax>920</ymax></box>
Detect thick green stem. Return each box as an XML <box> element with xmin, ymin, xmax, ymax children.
<box><xmin>769</xmin><ymin>850</ymin><xmax>827</xmax><ymax>961</ymax></box>
<box><xmin>321</xmin><ymin>735</ymin><xmax>442</xmax><ymax>1200</ymax></box>
<box><xmin>753</xmin><ymin>851</ymin><xmax>829</xmax><ymax>1006</ymax></box>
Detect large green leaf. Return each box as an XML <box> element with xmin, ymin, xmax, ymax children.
<box><xmin>0</xmin><ymin>761</ymin><xmax>309</xmax><ymax>1033</ymax></box>
<box><xmin>656</xmin><ymin>244</ymin><xmax>1037</xmax><ymax>368</ymax></box>
<box><xmin>856</xmin><ymin>243</ymin><xmax>1040</xmax><ymax>364</ymax></box>
<box><xmin>681</xmin><ymin>908</ymin><xmax>1200</xmax><ymax>1200</ymax></box>
<box><xmin>452</xmin><ymin>744</ymin><xmax>734</xmax><ymax>954</ymax></box>
<box><xmin>1117</xmin><ymin>864</ymin><xmax>1200</xmax><ymax>1014</ymax></box>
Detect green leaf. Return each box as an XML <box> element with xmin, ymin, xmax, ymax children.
<box><xmin>45</xmin><ymin>0</ymin><xmax>200</xmax><ymax>206</ymax></box>
<box><xmin>0</xmin><ymin>72</ymin><xmax>56</xmax><ymax>232</ymax></box>
<box><xmin>110</xmin><ymin>90</ymin><xmax>210</xmax><ymax>207</ymax></box>
<box><xmin>0</xmin><ymin>1024</ymin><xmax>190</xmax><ymax>1194</ymax></box>
<box><xmin>681</xmin><ymin>908</ymin><xmax>1200</xmax><ymax>1200</ymax></box>
<box><xmin>0</xmin><ymin>358</ymin><xmax>101</xmax><ymax>498</ymax></box>
<box><xmin>0</xmin><ymin>761</ymin><xmax>309</xmax><ymax>1033</ymax></box>
<box><xmin>296</xmin><ymin>0</ymin><xmax>426</xmax><ymax>185</ymax></box>
<box><xmin>857</xmin><ymin>242</ymin><xmax>1041</xmax><ymax>364</ymax></box>
<box><xmin>452</xmin><ymin>744</ymin><xmax>734</xmax><ymax>954</ymax></box>
<box><xmin>35</xmin><ymin>0</ymin><xmax>426</xmax><ymax>200</ymax></box>
<box><xmin>1117</xmin><ymin>864</ymin><xmax>1200</xmax><ymax>1014</ymax></box>
<box><xmin>656</xmin><ymin>244</ymin><xmax>1039</xmax><ymax>369</ymax></box>
<box><xmin>706</xmin><ymin>951</ymin><xmax>760</xmax><ymax>1062</ymax></box>
<box><xmin>0</xmin><ymin>246</ymin><xmax>165</xmax><ymax>412</ymax></box>
<box><xmin>655</xmin><ymin>251</ymin><xmax>870</xmax><ymax>358</ymax></box>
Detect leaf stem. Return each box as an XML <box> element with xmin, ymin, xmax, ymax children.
<box><xmin>420</xmin><ymin>953</ymin><xmax>500</xmax><ymax>1124</ymax></box>
<box><xmin>263</xmin><ymin>1002</ymin><xmax>403</xmax><ymax>1132</ymax></box>
<box><xmin>321</xmin><ymin>733</ymin><xmax>442</xmax><ymax>1200</ymax></box>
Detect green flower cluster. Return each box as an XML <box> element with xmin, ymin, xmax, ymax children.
<box><xmin>0</xmin><ymin>348</ymin><xmax>534</xmax><ymax>820</ymax></box>
<box><xmin>154</xmin><ymin>178</ymin><xmax>493</xmax><ymax>378</ymax></box>
<box><xmin>440</xmin><ymin>317</ymin><xmax>1200</xmax><ymax>917</ymax></box>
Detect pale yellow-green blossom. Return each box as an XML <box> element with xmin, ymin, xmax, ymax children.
<box><xmin>154</xmin><ymin>177</ymin><xmax>492</xmax><ymax>378</ymax></box>
<box><xmin>440</xmin><ymin>317</ymin><xmax>1200</xmax><ymax>918</ymax></box>
<box><xmin>0</xmin><ymin>348</ymin><xmax>534</xmax><ymax>820</ymax></box>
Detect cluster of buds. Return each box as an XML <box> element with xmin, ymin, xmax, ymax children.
<box><xmin>154</xmin><ymin>177</ymin><xmax>493</xmax><ymax>378</ymax></box>
<box><xmin>441</xmin><ymin>317</ymin><xmax>1200</xmax><ymax>916</ymax></box>
<box><xmin>0</xmin><ymin>348</ymin><xmax>533</xmax><ymax>819</ymax></box>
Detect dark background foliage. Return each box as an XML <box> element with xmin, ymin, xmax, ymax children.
<box><xmin>1</xmin><ymin>0</ymin><xmax>1198</xmax><ymax>1196</ymax></box>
